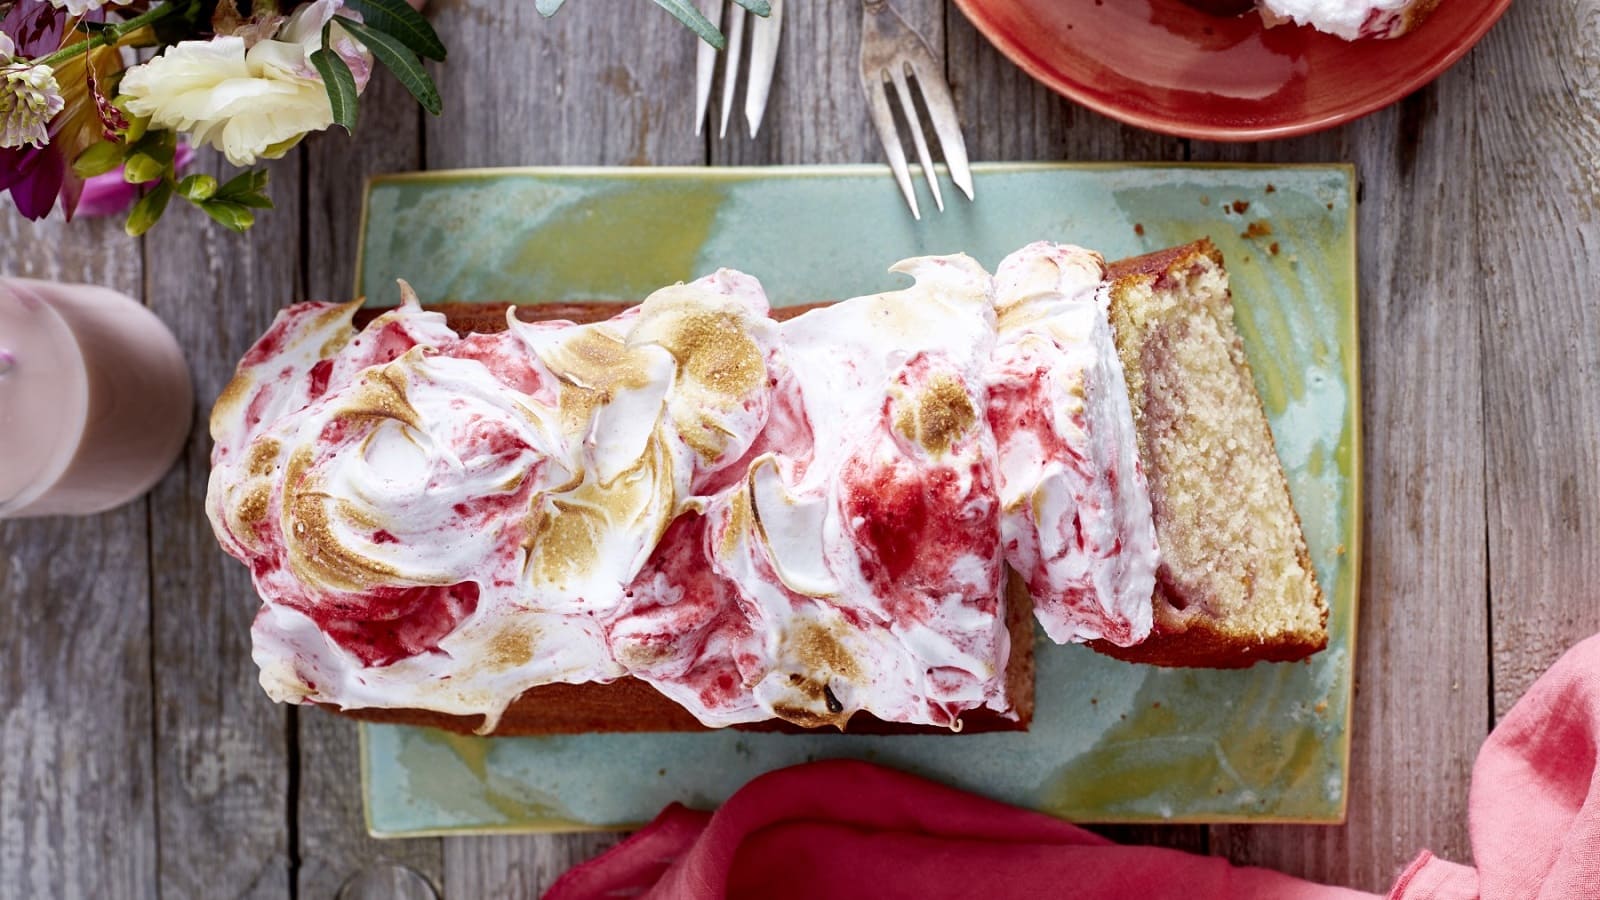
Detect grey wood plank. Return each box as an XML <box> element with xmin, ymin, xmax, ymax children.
<box><xmin>424</xmin><ymin>0</ymin><xmax>702</xmax><ymax>170</ymax></box>
<box><xmin>144</xmin><ymin>150</ymin><xmax>301</xmax><ymax>900</ymax></box>
<box><xmin>1476</xmin><ymin>0</ymin><xmax>1600</xmax><ymax>719</ymax></box>
<box><xmin>424</xmin><ymin>0</ymin><xmax>701</xmax><ymax>891</ymax></box>
<box><xmin>0</xmin><ymin>215</ymin><xmax>157</xmax><ymax>899</ymax></box>
<box><xmin>1190</xmin><ymin>78</ymin><xmax>1488</xmax><ymax>890</ymax></box>
<box><xmin>444</xmin><ymin>833</ymin><xmax>623</xmax><ymax>898</ymax></box>
<box><xmin>300</xmin><ymin>70</ymin><xmax>446</xmax><ymax>900</ymax></box>
<box><xmin>710</xmin><ymin>0</ymin><xmax>945</xmax><ymax>165</ymax></box>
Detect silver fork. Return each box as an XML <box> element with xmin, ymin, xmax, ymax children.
<box><xmin>696</xmin><ymin>0</ymin><xmax>786</xmax><ymax>139</ymax></box>
<box><xmin>859</xmin><ymin>0</ymin><xmax>974</xmax><ymax>219</ymax></box>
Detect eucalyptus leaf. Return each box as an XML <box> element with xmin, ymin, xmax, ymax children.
<box><xmin>343</xmin><ymin>0</ymin><xmax>447</xmax><ymax>61</ymax></box>
<box><xmin>651</xmin><ymin>0</ymin><xmax>725</xmax><ymax>49</ymax></box>
<box><xmin>535</xmin><ymin>0</ymin><xmax>566</xmax><ymax>15</ymax></box>
<box><xmin>732</xmin><ymin>0</ymin><xmax>771</xmax><ymax>15</ymax></box>
<box><xmin>312</xmin><ymin>28</ymin><xmax>360</xmax><ymax>134</ymax></box>
<box><xmin>335</xmin><ymin>16</ymin><xmax>443</xmax><ymax>115</ymax></box>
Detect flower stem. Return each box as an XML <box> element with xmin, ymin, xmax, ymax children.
<box><xmin>35</xmin><ymin>2</ymin><xmax>184</xmax><ymax>68</ymax></box>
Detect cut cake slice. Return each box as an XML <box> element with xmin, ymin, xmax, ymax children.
<box><xmin>1092</xmin><ymin>240</ymin><xmax>1328</xmax><ymax>667</ymax></box>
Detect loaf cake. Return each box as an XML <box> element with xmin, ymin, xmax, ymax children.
<box><xmin>206</xmin><ymin>241</ymin><xmax>1325</xmax><ymax>736</ymax></box>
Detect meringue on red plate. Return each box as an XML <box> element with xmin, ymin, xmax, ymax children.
<box><xmin>1255</xmin><ymin>0</ymin><xmax>1430</xmax><ymax>39</ymax></box>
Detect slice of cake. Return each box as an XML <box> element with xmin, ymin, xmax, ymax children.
<box><xmin>1092</xmin><ymin>240</ymin><xmax>1327</xmax><ymax>667</ymax></box>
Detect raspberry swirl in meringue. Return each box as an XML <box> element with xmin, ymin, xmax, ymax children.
<box><xmin>208</xmin><ymin>245</ymin><xmax>1160</xmax><ymax>732</ymax></box>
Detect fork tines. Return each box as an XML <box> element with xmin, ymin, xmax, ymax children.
<box><xmin>696</xmin><ymin>0</ymin><xmax>785</xmax><ymax>139</ymax></box>
<box><xmin>860</xmin><ymin>0</ymin><xmax>974</xmax><ymax>219</ymax></box>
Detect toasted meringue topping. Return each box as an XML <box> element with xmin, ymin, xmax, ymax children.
<box><xmin>610</xmin><ymin>259</ymin><xmax>1014</xmax><ymax>729</ymax></box>
<box><xmin>209</xmin><ymin>272</ymin><xmax>777</xmax><ymax>730</ymax></box>
<box><xmin>211</xmin><ymin>247</ymin><xmax>1160</xmax><ymax>732</ymax></box>
<box><xmin>987</xmin><ymin>242</ymin><xmax>1159</xmax><ymax>645</ymax></box>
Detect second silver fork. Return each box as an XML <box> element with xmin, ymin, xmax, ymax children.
<box><xmin>696</xmin><ymin>0</ymin><xmax>786</xmax><ymax>139</ymax></box>
<box><xmin>860</xmin><ymin>0</ymin><xmax>974</xmax><ymax>219</ymax></box>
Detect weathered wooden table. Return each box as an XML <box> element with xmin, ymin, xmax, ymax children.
<box><xmin>1</xmin><ymin>2</ymin><xmax>1589</xmax><ymax>896</ymax></box>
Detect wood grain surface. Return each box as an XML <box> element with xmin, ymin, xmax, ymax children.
<box><xmin>1189</xmin><ymin>85</ymin><xmax>1489</xmax><ymax>889</ymax></box>
<box><xmin>1</xmin><ymin>1</ymin><xmax>1590</xmax><ymax>897</ymax></box>
<box><xmin>0</xmin><ymin>215</ymin><xmax>157</xmax><ymax>898</ymax></box>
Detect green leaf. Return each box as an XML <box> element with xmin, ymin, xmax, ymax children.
<box><xmin>733</xmin><ymin>0</ymin><xmax>771</xmax><ymax>15</ymax></box>
<box><xmin>652</xmin><ymin>0</ymin><xmax>725</xmax><ymax>49</ymax></box>
<box><xmin>176</xmin><ymin>174</ymin><xmax>218</xmax><ymax>202</ymax></box>
<box><xmin>198</xmin><ymin>200</ymin><xmax>256</xmax><ymax>233</ymax></box>
<box><xmin>72</xmin><ymin>141</ymin><xmax>125</xmax><ymax>179</ymax></box>
<box><xmin>125</xmin><ymin>180</ymin><xmax>173</xmax><ymax>237</ymax></box>
<box><xmin>335</xmin><ymin>16</ymin><xmax>443</xmax><ymax>115</ymax></box>
<box><xmin>216</xmin><ymin>169</ymin><xmax>270</xmax><ymax>201</ymax></box>
<box><xmin>131</xmin><ymin>128</ymin><xmax>177</xmax><ymax>166</ymax></box>
<box><xmin>535</xmin><ymin>0</ymin><xmax>566</xmax><ymax>15</ymax></box>
<box><xmin>311</xmin><ymin>28</ymin><xmax>360</xmax><ymax>134</ymax></box>
<box><xmin>343</xmin><ymin>0</ymin><xmax>447</xmax><ymax>61</ymax></box>
<box><xmin>230</xmin><ymin>190</ymin><xmax>275</xmax><ymax>210</ymax></box>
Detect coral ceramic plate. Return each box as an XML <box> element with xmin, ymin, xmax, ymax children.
<box><xmin>355</xmin><ymin>163</ymin><xmax>1360</xmax><ymax>835</ymax></box>
<box><xmin>952</xmin><ymin>0</ymin><xmax>1511</xmax><ymax>140</ymax></box>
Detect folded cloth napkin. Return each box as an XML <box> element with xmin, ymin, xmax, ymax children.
<box><xmin>545</xmin><ymin>633</ymin><xmax>1600</xmax><ymax>900</ymax></box>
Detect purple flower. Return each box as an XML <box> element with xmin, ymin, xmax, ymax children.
<box><xmin>0</xmin><ymin>140</ymin><xmax>69</xmax><ymax>218</ymax></box>
<box><xmin>0</xmin><ymin>1</ymin><xmax>118</xmax><ymax>220</ymax></box>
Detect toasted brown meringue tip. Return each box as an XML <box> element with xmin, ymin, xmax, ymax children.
<box><xmin>211</xmin><ymin>369</ymin><xmax>255</xmax><ymax>441</ymax></box>
<box><xmin>892</xmin><ymin>373</ymin><xmax>980</xmax><ymax>458</ymax></box>
<box><xmin>396</xmin><ymin>279</ymin><xmax>422</xmax><ymax>309</ymax></box>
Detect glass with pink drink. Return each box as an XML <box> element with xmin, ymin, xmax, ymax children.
<box><xmin>0</xmin><ymin>278</ymin><xmax>192</xmax><ymax>518</ymax></box>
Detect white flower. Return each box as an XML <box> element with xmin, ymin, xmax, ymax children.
<box><xmin>118</xmin><ymin>2</ymin><xmax>371</xmax><ymax>166</ymax></box>
<box><xmin>48</xmin><ymin>0</ymin><xmax>134</xmax><ymax>16</ymax></box>
<box><xmin>0</xmin><ymin>62</ymin><xmax>65</xmax><ymax>149</ymax></box>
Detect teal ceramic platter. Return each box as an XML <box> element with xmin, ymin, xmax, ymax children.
<box><xmin>354</xmin><ymin>163</ymin><xmax>1359</xmax><ymax>834</ymax></box>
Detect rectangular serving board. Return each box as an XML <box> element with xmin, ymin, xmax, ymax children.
<box><xmin>354</xmin><ymin>162</ymin><xmax>1359</xmax><ymax>834</ymax></box>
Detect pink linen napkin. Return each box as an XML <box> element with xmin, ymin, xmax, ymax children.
<box><xmin>546</xmin><ymin>632</ymin><xmax>1600</xmax><ymax>900</ymax></box>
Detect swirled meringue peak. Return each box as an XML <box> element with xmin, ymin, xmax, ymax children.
<box><xmin>208</xmin><ymin>273</ymin><xmax>778</xmax><ymax>731</ymax></box>
<box><xmin>987</xmin><ymin>242</ymin><xmax>1158</xmax><ymax>646</ymax></box>
<box><xmin>210</xmin><ymin>247</ymin><xmax>1161</xmax><ymax>733</ymax></box>
<box><xmin>610</xmin><ymin>255</ymin><xmax>1015</xmax><ymax>730</ymax></box>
